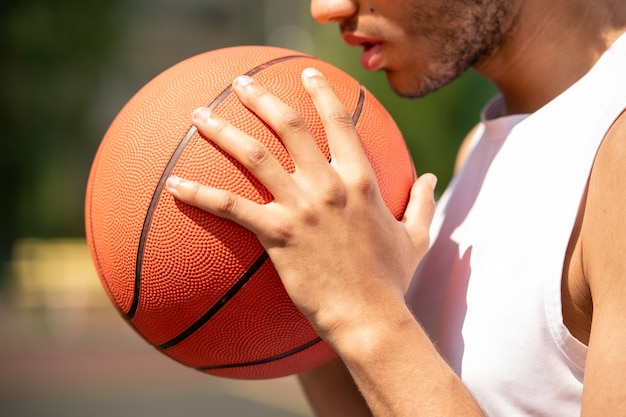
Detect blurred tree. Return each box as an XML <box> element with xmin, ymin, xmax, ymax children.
<box><xmin>0</xmin><ymin>0</ymin><xmax>498</xmax><ymax>280</ymax></box>
<box><xmin>0</xmin><ymin>0</ymin><xmax>122</xmax><ymax>272</ymax></box>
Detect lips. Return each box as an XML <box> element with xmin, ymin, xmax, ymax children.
<box><xmin>342</xmin><ymin>33</ymin><xmax>385</xmax><ymax>71</ymax></box>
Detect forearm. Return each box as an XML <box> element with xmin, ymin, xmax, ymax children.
<box><xmin>328</xmin><ymin>302</ymin><xmax>485</xmax><ymax>417</ymax></box>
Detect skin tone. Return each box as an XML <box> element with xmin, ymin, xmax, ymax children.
<box><xmin>165</xmin><ymin>0</ymin><xmax>626</xmax><ymax>415</ymax></box>
<box><xmin>326</xmin><ymin>0</ymin><xmax>517</xmax><ymax>98</ymax></box>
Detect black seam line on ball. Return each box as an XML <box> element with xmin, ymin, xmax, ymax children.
<box><xmin>125</xmin><ymin>53</ymin><xmax>312</xmax><ymax>321</ymax></box>
<box><xmin>353</xmin><ymin>85</ymin><xmax>365</xmax><ymax>125</ymax></box>
<box><xmin>156</xmin><ymin>251</ymin><xmax>270</xmax><ymax>350</ymax></box>
<box><xmin>195</xmin><ymin>337</ymin><xmax>323</xmax><ymax>371</ymax></box>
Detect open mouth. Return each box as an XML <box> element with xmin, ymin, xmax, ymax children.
<box><xmin>342</xmin><ymin>34</ymin><xmax>385</xmax><ymax>71</ymax></box>
<box><xmin>362</xmin><ymin>41</ymin><xmax>376</xmax><ymax>51</ymax></box>
<box><xmin>359</xmin><ymin>42</ymin><xmax>384</xmax><ymax>71</ymax></box>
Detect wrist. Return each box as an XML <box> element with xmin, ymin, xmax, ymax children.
<box><xmin>310</xmin><ymin>295</ymin><xmax>486</xmax><ymax>416</ymax></box>
<box><xmin>322</xmin><ymin>299</ymin><xmax>418</xmax><ymax>362</ymax></box>
<box><xmin>316</xmin><ymin>298</ymin><xmax>486</xmax><ymax>416</ymax></box>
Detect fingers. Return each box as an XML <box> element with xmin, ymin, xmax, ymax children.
<box><xmin>300</xmin><ymin>68</ymin><xmax>371</xmax><ymax>174</ymax></box>
<box><xmin>191</xmin><ymin>107</ymin><xmax>295</xmax><ymax>201</ymax></box>
<box><xmin>172</xmin><ymin>69</ymin><xmax>383</xmax><ymax>232</ymax></box>
<box><xmin>402</xmin><ymin>174</ymin><xmax>438</xmax><ymax>253</ymax></box>
<box><xmin>165</xmin><ymin>175</ymin><xmax>270</xmax><ymax>237</ymax></box>
<box><xmin>231</xmin><ymin>74</ymin><xmax>331</xmax><ymax>173</ymax></box>
<box><xmin>231</xmin><ymin>69</ymin><xmax>372</xmax><ymax>182</ymax></box>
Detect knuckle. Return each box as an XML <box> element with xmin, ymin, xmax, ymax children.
<box><xmin>347</xmin><ymin>172</ymin><xmax>379</xmax><ymax>197</ymax></box>
<box><xmin>215</xmin><ymin>191</ymin><xmax>237</xmax><ymax>214</ymax></box>
<box><xmin>186</xmin><ymin>181</ymin><xmax>202</xmax><ymax>202</ymax></box>
<box><xmin>347</xmin><ymin>168</ymin><xmax>375</xmax><ymax>189</ymax></box>
<box><xmin>237</xmin><ymin>81</ymin><xmax>271</xmax><ymax>105</ymax></box>
<box><xmin>270</xmin><ymin>218</ymin><xmax>295</xmax><ymax>243</ymax></box>
<box><xmin>315</xmin><ymin>175</ymin><xmax>348</xmax><ymax>207</ymax></box>
<box><xmin>310</xmin><ymin>80</ymin><xmax>336</xmax><ymax>98</ymax></box>
<box><xmin>323</xmin><ymin>182</ymin><xmax>348</xmax><ymax>207</ymax></box>
<box><xmin>241</xmin><ymin>141</ymin><xmax>271</xmax><ymax>167</ymax></box>
<box><xmin>247</xmin><ymin>85</ymin><xmax>270</xmax><ymax>101</ymax></box>
<box><xmin>212</xmin><ymin>119</ymin><xmax>228</xmax><ymax>136</ymax></box>
<box><xmin>278</xmin><ymin>110</ymin><xmax>308</xmax><ymax>134</ymax></box>
<box><xmin>328</xmin><ymin>108</ymin><xmax>355</xmax><ymax>130</ymax></box>
<box><xmin>297</xmin><ymin>200</ymin><xmax>322</xmax><ymax>226</ymax></box>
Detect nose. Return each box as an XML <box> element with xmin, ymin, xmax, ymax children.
<box><xmin>310</xmin><ymin>0</ymin><xmax>357</xmax><ymax>24</ymax></box>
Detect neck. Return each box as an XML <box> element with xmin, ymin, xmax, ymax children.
<box><xmin>475</xmin><ymin>0</ymin><xmax>626</xmax><ymax>116</ymax></box>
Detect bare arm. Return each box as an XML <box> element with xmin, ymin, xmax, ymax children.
<box><xmin>579</xmin><ymin>110</ymin><xmax>626</xmax><ymax>415</ymax></box>
<box><xmin>297</xmin><ymin>116</ymin><xmax>484</xmax><ymax>417</ymax></box>
<box><xmin>327</xmin><ymin>299</ymin><xmax>482</xmax><ymax>416</ymax></box>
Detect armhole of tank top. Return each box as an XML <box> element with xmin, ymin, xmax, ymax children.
<box><xmin>543</xmin><ymin>256</ymin><xmax>587</xmax><ymax>381</ymax></box>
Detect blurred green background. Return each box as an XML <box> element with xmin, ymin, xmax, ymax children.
<box><xmin>0</xmin><ymin>0</ymin><xmax>496</xmax><ymax>416</ymax></box>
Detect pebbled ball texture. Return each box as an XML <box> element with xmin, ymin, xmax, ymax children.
<box><xmin>85</xmin><ymin>46</ymin><xmax>415</xmax><ymax>380</ymax></box>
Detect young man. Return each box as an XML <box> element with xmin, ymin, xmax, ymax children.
<box><xmin>166</xmin><ymin>0</ymin><xmax>626</xmax><ymax>415</ymax></box>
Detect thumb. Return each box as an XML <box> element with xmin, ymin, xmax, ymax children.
<box><xmin>402</xmin><ymin>173</ymin><xmax>437</xmax><ymax>253</ymax></box>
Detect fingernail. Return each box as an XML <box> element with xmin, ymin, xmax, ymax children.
<box><xmin>166</xmin><ymin>175</ymin><xmax>180</xmax><ymax>190</ymax></box>
<box><xmin>429</xmin><ymin>174</ymin><xmax>438</xmax><ymax>189</ymax></box>
<box><xmin>193</xmin><ymin>107</ymin><xmax>211</xmax><ymax>121</ymax></box>
<box><xmin>302</xmin><ymin>67</ymin><xmax>323</xmax><ymax>78</ymax></box>
<box><xmin>233</xmin><ymin>75</ymin><xmax>254</xmax><ymax>88</ymax></box>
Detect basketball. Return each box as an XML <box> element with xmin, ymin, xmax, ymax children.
<box><xmin>84</xmin><ymin>45</ymin><xmax>416</xmax><ymax>380</ymax></box>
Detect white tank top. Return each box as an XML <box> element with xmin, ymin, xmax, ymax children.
<box><xmin>406</xmin><ymin>33</ymin><xmax>626</xmax><ymax>416</ymax></box>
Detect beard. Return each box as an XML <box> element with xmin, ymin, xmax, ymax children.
<box><xmin>398</xmin><ymin>0</ymin><xmax>515</xmax><ymax>97</ymax></box>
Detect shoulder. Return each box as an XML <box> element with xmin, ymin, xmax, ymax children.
<box><xmin>453</xmin><ymin>123</ymin><xmax>482</xmax><ymax>173</ymax></box>
<box><xmin>578</xmin><ymin>108</ymin><xmax>626</xmax><ymax>412</ymax></box>
<box><xmin>583</xmin><ymin>109</ymin><xmax>626</xmax><ymax>286</ymax></box>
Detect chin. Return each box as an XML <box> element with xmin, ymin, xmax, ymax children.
<box><xmin>387</xmin><ymin>66</ymin><xmax>465</xmax><ymax>98</ymax></box>
<box><xmin>385</xmin><ymin>71</ymin><xmax>430</xmax><ymax>99</ymax></box>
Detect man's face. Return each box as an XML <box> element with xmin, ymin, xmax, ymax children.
<box><xmin>310</xmin><ymin>0</ymin><xmax>516</xmax><ymax>97</ymax></box>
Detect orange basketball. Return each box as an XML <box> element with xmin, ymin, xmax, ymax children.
<box><xmin>85</xmin><ymin>46</ymin><xmax>415</xmax><ymax>379</ymax></box>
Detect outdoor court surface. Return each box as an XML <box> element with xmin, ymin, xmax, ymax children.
<box><xmin>0</xmin><ymin>239</ymin><xmax>313</xmax><ymax>417</ymax></box>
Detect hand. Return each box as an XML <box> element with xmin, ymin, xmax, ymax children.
<box><xmin>165</xmin><ymin>68</ymin><xmax>437</xmax><ymax>342</ymax></box>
